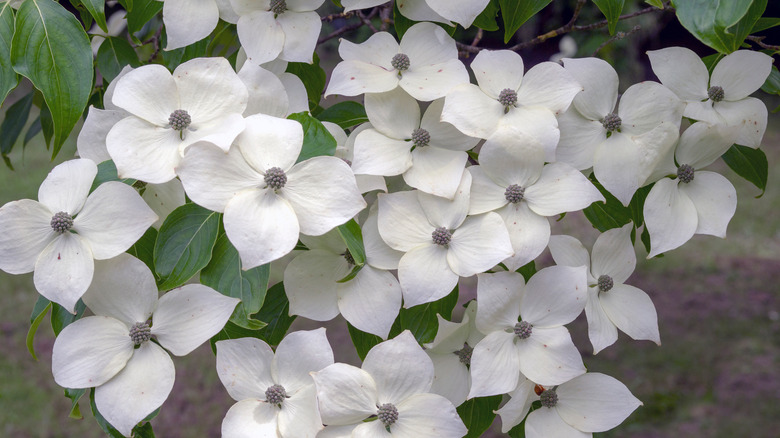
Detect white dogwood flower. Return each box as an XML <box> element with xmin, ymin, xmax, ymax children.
<box><xmin>216</xmin><ymin>329</ymin><xmax>334</xmax><ymax>438</ymax></box>
<box><xmin>311</xmin><ymin>331</ymin><xmax>467</xmax><ymax>437</ymax></box>
<box><xmin>106</xmin><ymin>57</ymin><xmax>248</xmax><ymax>183</ymax></box>
<box><xmin>323</xmin><ymin>121</ymin><xmax>387</xmax><ymax>194</ymax></box>
<box><xmin>343</xmin><ymin>0</ymin><xmax>489</xmax><ymax>28</ymax></box>
<box><xmin>468</xmin><ymin>267</ymin><xmax>588</xmax><ymax>398</ymax></box>
<box><xmin>325</xmin><ymin>22</ymin><xmax>469</xmax><ymax>101</ymax></box>
<box><xmin>549</xmin><ymin>224</ymin><xmax>661</xmax><ymax>354</ymax></box>
<box><xmin>177</xmin><ymin>113</ymin><xmax>366</xmax><ymax>269</ymax></box>
<box><xmin>0</xmin><ymin>159</ymin><xmax>157</xmax><ymax>313</ymax></box>
<box><xmin>51</xmin><ymin>254</ymin><xmax>239</xmax><ymax>436</ymax></box>
<box><xmin>648</xmin><ymin>47</ymin><xmax>772</xmax><ymax>148</ymax></box>
<box><xmin>160</xmin><ymin>0</ymin><xmax>238</xmax><ymax>50</ymax></box>
<box><xmin>377</xmin><ymin>170</ymin><xmax>513</xmax><ymax>307</ymax></box>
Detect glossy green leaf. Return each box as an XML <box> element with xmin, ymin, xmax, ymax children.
<box><xmin>629</xmin><ymin>184</ymin><xmax>653</xmax><ymax>227</ymax></box>
<box><xmin>288</xmin><ymin>111</ymin><xmax>338</xmax><ymax>162</ymax></box>
<box><xmin>39</xmin><ymin>99</ymin><xmax>54</xmax><ymax>147</ymax></box>
<box><xmin>11</xmin><ymin>0</ymin><xmax>93</xmax><ymax>158</ymax></box>
<box><xmin>97</xmin><ymin>36</ymin><xmax>141</xmax><ymax>83</ymax></box>
<box><xmin>127</xmin><ymin>226</ymin><xmax>158</xmax><ymax>277</ymax></box>
<box><xmin>337</xmin><ymin>219</ymin><xmax>366</xmax><ymax>266</ymax></box>
<box><xmin>26</xmin><ymin>296</ymin><xmax>51</xmax><ymax>361</ymax></box>
<box><xmin>516</xmin><ymin>260</ymin><xmax>536</xmax><ymax>282</ymax></box>
<box><xmin>253</xmin><ymin>282</ymin><xmax>296</xmax><ymax>346</ymax></box>
<box><xmin>347</xmin><ymin>322</ymin><xmax>383</xmax><ymax>361</ymax></box>
<box><xmin>389</xmin><ymin>285</ymin><xmax>459</xmax><ymax>344</ymax></box>
<box><xmin>458</xmin><ymin>395</ymin><xmax>503</xmax><ymax>438</ymax></box>
<box><xmin>393</xmin><ymin>1</ymin><xmax>416</xmax><ymax>39</ymax></box>
<box><xmin>125</xmin><ymin>0</ymin><xmax>163</xmax><ymax>38</ymax></box>
<box><xmin>316</xmin><ymin>101</ymin><xmax>368</xmax><ymax>129</ymax></box>
<box><xmin>582</xmin><ymin>178</ymin><xmax>633</xmax><ymax>232</ymax></box>
<box><xmin>81</xmin><ymin>0</ymin><xmax>108</xmax><ymax>32</ymax></box>
<box><xmin>209</xmin><ymin>321</ymin><xmax>268</xmax><ymax>354</ymax></box>
<box><xmin>51</xmin><ymin>299</ymin><xmax>87</xmax><ymax>336</ymax></box>
<box><xmin>751</xmin><ymin>17</ymin><xmax>780</xmax><ymax>33</ymax></box>
<box><xmin>64</xmin><ymin>387</ymin><xmax>86</xmax><ymax>420</ymax></box>
<box><xmin>673</xmin><ymin>0</ymin><xmax>765</xmax><ymax>54</ymax></box>
<box><xmin>645</xmin><ymin>0</ymin><xmax>665</xmax><ymax>7</ymax></box>
<box><xmin>721</xmin><ymin>144</ymin><xmax>768</xmax><ymax>197</ymax></box>
<box><xmin>153</xmin><ymin>203</ymin><xmax>221</xmax><ymax>290</ymax></box>
<box><xmin>726</xmin><ymin>0</ymin><xmax>767</xmax><ymax>53</ymax></box>
<box><xmin>473</xmin><ymin>0</ymin><xmax>500</xmax><ymax>31</ymax></box>
<box><xmin>592</xmin><ymin>0</ymin><xmax>625</xmax><ymax>35</ymax></box>
<box><xmin>24</xmin><ymin>115</ymin><xmax>42</xmax><ymax>146</ymax></box>
<box><xmin>640</xmin><ymin>225</ymin><xmax>652</xmax><ymax>254</ymax></box>
<box><xmin>0</xmin><ymin>91</ymin><xmax>34</xmax><ymax>154</ymax></box>
<box><xmin>162</xmin><ymin>38</ymin><xmax>209</xmax><ymax>70</ymax></box>
<box><xmin>761</xmin><ymin>65</ymin><xmax>780</xmax><ymax>94</ymax></box>
<box><xmin>286</xmin><ymin>53</ymin><xmax>326</xmax><ymax>110</ymax></box>
<box><xmin>201</xmin><ymin>232</ymin><xmax>271</xmax><ymax>330</ymax></box>
<box><xmin>90</xmin><ymin>160</ymin><xmax>137</xmax><ymax>192</ymax></box>
<box><xmin>0</xmin><ymin>3</ymin><xmax>19</xmax><ymax>107</ymax></box>
<box><xmin>500</xmin><ymin>0</ymin><xmax>552</xmax><ymax>43</ymax></box>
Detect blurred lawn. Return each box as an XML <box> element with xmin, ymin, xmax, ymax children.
<box><xmin>0</xmin><ymin>100</ymin><xmax>778</xmax><ymax>437</ymax></box>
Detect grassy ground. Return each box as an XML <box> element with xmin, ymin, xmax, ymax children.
<box><xmin>0</xmin><ymin>112</ymin><xmax>778</xmax><ymax>437</ymax></box>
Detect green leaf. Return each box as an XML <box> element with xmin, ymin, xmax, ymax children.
<box><xmin>516</xmin><ymin>260</ymin><xmax>536</xmax><ymax>282</ymax></box>
<box><xmin>337</xmin><ymin>219</ymin><xmax>366</xmax><ymax>266</ymax></box>
<box><xmin>673</xmin><ymin>0</ymin><xmax>766</xmax><ymax>54</ymax></box>
<box><xmin>125</xmin><ymin>0</ymin><xmax>163</xmax><ymax>38</ymax></box>
<box><xmin>458</xmin><ymin>395</ymin><xmax>503</xmax><ymax>438</ymax></box>
<box><xmin>393</xmin><ymin>1</ymin><xmax>416</xmax><ymax>39</ymax></box>
<box><xmin>64</xmin><ymin>387</ymin><xmax>86</xmax><ymax>420</ymax></box>
<box><xmin>80</xmin><ymin>0</ymin><xmax>107</xmax><ymax>32</ymax></box>
<box><xmin>287</xmin><ymin>112</ymin><xmax>338</xmax><ymax>162</ymax></box>
<box><xmin>254</xmin><ymin>282</ymin><xmax>296</xmax><ymax>346</ymax></box>
<box><xmin>127</xmin><ymin>226</ymin><xmax>158</xmax><ymax>277</ymax></box>
<box><xmin>390</xmin><ymin>285</ymin><xmax>459</xmax><ymax>344</ymax></box>
<box><xmin>286</xmin><ymin>53</ymin><xmax>326</xmax><ymax>110</ymax></box>
<box><xmin>24</xmin><ymin>115</ymin><xmax>42</xmax><ymax>146</ymax></box>
<box><xmin>201</xmin><ymin>233</ymin><xmax>271</xmax><ymax>330</ymax></box>
<box><xmin>97</xmin><ymin>36</ymin><xmax>141</xmax><ymax>83</ymax></box>
<box><xmin>26</xmin><ymin>296</ymin><xmax>51</xmax><ymax>361</ymax></box>
<box><xmin>592</xmin><ymin>0</ymin><xmax>626</xmax><ymax>35</ymax></box>
<box><xmin>11</xmin><ymin>0</ymin><xmax>93</xmax><ymax>158</ymax></box>
<box><xmin>90</xmin><ymin>160</ymin><xmax>137</xmax><ymax>192</ymax></box>
<box><xmin>153</xmin><ymin>203</ymin><xmax>221</xmax><ymax>290</ymax></box>
<box><xmin>347</xmin><ymin>323</ymin><xmax>383</xmax><ymax>361</ymax></box>
<box><xmin>761</xmin><ymin>65</ymin><xmax>780</xmax><ymax>94</ymax></box>
<box><xmin>162</xmin><ymin>38</ymin><xmax>210</xmax><ymax>70</ymax></box>
<box><xmin>316</xmin><ymin>101</ymin><xmax>368</xmax><ymax>129</ymax></box>
<box><xmin>0</xmin><ymin>3</ymin><xmax>19</xmax><ymax>107</ymax></box>
<box><xmin>640</xmin><ymin>225</ymin><xmax>652</xmax><ymax>254</ymax></box>
<box><xmin>721</xmin><ymin>144</ymin><xmax>768</xmax><ymax>197</ymax></box>
<box><xmin>582</xmin><ymin>178</ymin><xmax>632</xmax><ymax>232</ymax></box>
<box><xmin>500</xmin><ymin>0</ymin><xmax>552</xmax><ymax>43</ymax></box>
<box><xmin>751</xmin><ymin>17</ymin><xmax>780</xmax><ymax>33</ymax></box>
<box><xmin>51</xmin><ymin>299</ymin><xmax>87</xmax><ymax>336</ymax></box>
<box><xmin>133</xmin><ymin>422</ymin><xmax>156</xmax><ymax>438</ymax></box>
<box><xmin>473</xmin><ymin>0</ymin><xmax>500</xmax><ymax>31</ymax></box>
<box><xmin>39</xmin><ymin>99</ymin><xmax>54</xmax><ymax>147</ymax></box>
<box><xmin>629</xmin><ymin>184</ymin><xmax>653</xmax><ymax>227</ymax></box>
<box><xmin>0</xmin><ymin>91</ymin><xmax>34</xmax><ymax>154</ymax></box>
<box><xmin>645</xmin><ymin>0</ymin><xmax>665</xmax><ymax>7</ymax></box>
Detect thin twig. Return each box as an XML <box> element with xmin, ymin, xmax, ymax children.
<box><xmin>357</xmin><ymin>10</ymin><xmax>378</xmax><ymax>33</ymax></box>
<box><xmin>318</xmin><ymin>8</ymin><xmax>380</xmax><ymax>44</ymax></box>
<box><xmin>321</xmin><ymin>11</ymin><xmax>354</xmax><ymax>22</ymax></box>
<box><xmin>746</xmin><ymin>35</ymin><xmax>780</xmax><ymax>51</ymax></box>
<box><xmin>379</xmin><ymin>3</ymin><xmax>393</xmax><ymax>32</ymax></box>
<box><xmin>593</xmin><ymin>25</ymin><xmax>642</xmax><ymax>55</ymax></box>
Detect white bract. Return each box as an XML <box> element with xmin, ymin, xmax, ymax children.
<box><xmin>159</xmin><ymin>0</ymin><xmax>238</xmax><ymax>50</ymax></box>
<box><xmin>323</xmin><ymin>121</ymin><xmax>388</xmax><ymax>194</ymax></box>
<box><xmin>352</xmin><ymin>88</ymin><xmax>479</xmax><ymax>199</ymax></box>
<box><xmin>423</xmin><ymin>300</ymin><xmax>484</xmax><ymax>406</ymax></box>
<box><xmin>283</xmin><ymin>228</ymin><xmax>402</xmax><ymax>338</ymax></box>
<box><xmin>468</xmin><ymin>267</ymin><xmax>588</xmax><ymax>397</ymax></box>
<box><xmin>343</xmin><ymin>0</ymin><xmax>489</xmax><ymax>28</ymax></box>
<box><xmin>442</xmin><ymin>49</ymin><xmax>581</xmax><ymax>158</ymax></box>
<box><xmin>325</xmin><ymin>22</ymin><xmax>469</xmax><ymax>101</ymax></box>
<box><xmin>497</xmin><ymin>373</ymin><xmax>642</xmax><ymax>437</ymax></box>
<box><xmin>648</xmin><ymin>46</ymin><xmax>772</xmax><ymax>148</ymax></box>
<box><xmin>230</xmin><ymin>0</ymin><xmax>325</xmax><ymax>64</ymax></box>
<box><xmin>51</xmin><ymin>254</ymin><xmax>238</xmax><ymax>436</ymax></box>
<box><xmin>106</xmin><ymin>57</ymin><xmax>248</xmax><ymax>183</ymax></box>
<box><xmin>557</xmin><ymin>57</ymin><xmax>684</xmax><ymax>205</ymax></box>
<box><xmin>0</xmin><ymin>159</ymin><xmax>157</xmax><ymax>313</ymax></box>
<box><xmin>216</xmin><ymin>329</ymin><xmax>334</xmax><ymax>438</ymax></box>
<box><xmin>311</xmin><ymin>331</ymin><xmax>468</xmax><ymax>437</ymax></box>
<box><xmin>377</xmin><ymin>170</ymin><xmax>514</xmax><ymax>307</ymax></box>
<box><xmin>549</xmin><ymin>224</ymin><xmax>661</xmax><ymax>354</ymax></box>
<box><xmin>643</xmin><ymin>122</ymin><xmax>738</xmax><ymax>258</ymax></box>
<box><xmin>468</xmin><ymin>128</ymin><xmax>604</xmax><ymax>270</ymax></box>
<box><xmin>177</xmin><ymin>113</ymin><xmax>366</xmax><ymax>269</ymax></box>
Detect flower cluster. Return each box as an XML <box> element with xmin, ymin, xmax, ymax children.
<box><xmin>0</xmin><ymin>1</ymin><xmax>774</xmax><ymax>437</ymax></box>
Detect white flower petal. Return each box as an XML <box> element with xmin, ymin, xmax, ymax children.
<box><xmin>591</xmin><ymin>223</ymin><xmax>635</xmax><ymax>284</ymax></box>
<box><xmin>393</xmin><ymin>393</ymin><xmax>467</xmax><ymax>437</ymax></box>
<box><xmin>338</xmin><ymin>266</ymin><xmax>402</xmax><ymax>338</ymax></box>
<box><xmin>447</xmin><ymin>213</ymin><xmax>513</xmax><ymax>277</ymax></box>
<box><xmin>34</xmin><ymin>234</ymin><xmax>94</xmax><ymax>313</ymax></box>
<box><xmin>338</xmin><ymin>30</ymin><xmax>397</xmax><ymax>67</ymax></box>
<box><xmin>427</xmin><ymin>0</ymin><xmax>488</xmax><ymax>27</ymax></box>
<box><xmin>363</xmin><ymin>331</ymin><xmax>433</xmax><ymax>403</ymax></box>
<box><xmin>143</xmin><ymin>179</ymin><xmax>186</xmax><ymax>229</ymax></box>
<box><xmin>517</xmin><ymin>62</ymin><xmax>581</xmax><ymax>114</ymax></box>
<box><xmin>364</xmin><ymin>87</ymin><xmax>420</xmax><ymax>140</ymax></box>
<box><xmin>468</xmin><ymin>331</ymin><xmax>521</xmax><ymax>398</ymax></box>
<box><xmin>522</xmin><ymin>265</ymin><xmax>587</xmax><ymax>327</ymax></box>
<box><xmin>556</xmin><ymin>372</ymin><xmax>642</xmax><ymax>432</ymax></box>
<box><xmin>274</xmin><ymin>328</ymin><xmax>334</xmax><ymax>393</ymax></box>
<box><xmin>714</xmin><ymin>97</ymin><xmax>768</xmax><ymax>149</ymax></box>
<box><xmin>475</xmin><ymin>271</ymin><xmax>523</xmax><ymax>334</ymax></box>
<box><xmin>311</xmin><ymin>363</ymin><xmax>378</xmax><ymax>425</ymax></box>
<box><xmin>498</xmin><ymin>202</ymin><xmax>550</xmax><ymax>271</ymax></box>
<box><xmin>417</xmin><ymin>169</ymin><xmax>471</xmax><ymax>229</ymax></box>
<box><xmin>225</xmin><ymin>189</ymin><xmax>300</xmax><ymax>268</ymax></box>
<box><xmin>351</xmin><ymin>129</ymin><xmax>413</xmax><ymax>176</ymax></box>
<box><xmin>585</xmin><ymin>288</ymin><xmax>618</xmax><ymax>354</ymax></box>
<box><xmin>239</xmin><ymin>63</ymin><xmax>289</xmax><ymax>117</ymax></box>
<box><xmin>470</xmin><ymin>50</ymin><xmax>524</xmax><ymax>99</ymax></box>
<box><xmin>284</xmin><ymin>157</ymin><xmax>367</xmax><ymax>236</ymax></box>
<box><xmin>82</xmin><ymin>254</ymin><xmax>158</xmax><ymax>324</ymax></box>
<box><xmin>404</xmin><ymin>147</ymin><xmax>467</xmax><ymax>199</ymax></box>
<box><xmin>277</xmin><ymin>384</ymin><xmax>323</xmax><ymax>438</ymax></box>
<box><xmin>398</xmin><ymin>244</ymin><xmax>459</xmax><ymax>308</ymax></box>
<box><xmin>237</xmin><ymin>113</ymin><xmax>303</xmax><ymax>174</ymax></box>
<box><xmin>674</xmin><ymin>122</ymin><xmax>735</xmax><ymax>176</ymax></box>
<box><xmin>467</xmin><ymin>165</ymin><xmax>509</xmax><ymax>215</ymax></box>
<box><xmin>428</xmin><ymin>352</ymin><xmax>470</xmax><ymax>406</ymax></box>
<box><xmin>400</xmin><ymin>58</ymin><xmax>470</xmax><ymax>101</ymax></box>
<box><xmin>216</xmin><ymin>337</ymin><xmax>275</xmax><ymax>402</ymax></box>
<box><xmin>556</xmin><ymin>108</ymin><xmax>606</xmax><ymax>171</ymax></box>
<box><xmin>647</xmin><ymin>47</ymin><xmax>708</xmax><ymax>101</ymax></box>
<box><xmin>94</xmin><ymin>342</ymin><xmax>175</xmax><ymax>437</ymax></box>
<box><xmin>38</xmin><ymin>159</ymin><xmax>97</xmax><ymax>215</ymax></box>
<box><xmin>152</xmin><ymin>284</ymin><xmax>239</xmax><ymax>356</ymax></box>
<box><xmin>479</xmin><ymin>127</ymin><xmax>545</xmax><ymax>188</ymax></box>
<box><xmin>73</xmin><ymin>182</ymin><xmax>158</xmax><ymax>259</ymax></box>
<box><xmin>500</xmin><ymin>106</ymin><xmax>561</xmax><ymax>162</ymax></box>
<box><xmin>106</xmin><ymin>117</ymin><xmax>183</xmax><ymax>184</ymax></box>
<box><xmin>395</xmin><ymin>0</ymin><xmax>450</xmax><ymax>23</ymax></box>
<box><xmin>618</xmin><ymin>81</ymin><xmax>683</xmax><ymax>134</ymax></box>
<box><xmin>517</xmin><ymin>326</ymin><xmax>586</xmax><ymax>386</ymax></box>
<box><xmin>601</xmin><ymin>284</ymin><xmax>660</xmax><ymax>346</ymax></box>
<box><xmin>162</xmin><ymin>0</ymin><xmax>219</xmax><ymax>50</ymax></box>
<box><xmin>420</xmin><ymin>98</ymin><xmax>480</xmax><ymax>152</ymax></box>
<box><xmin>440</xmin><ymin>83</ymin><xmax>504</xmax><ymax>139</ymax></box>
<box><xmin>593</xmin><ymin>133</ymin><xmax>641</xmax><ymax>206</ymax></box>
<box><xmin>284</xmin><ymin>250</ymin><xmax>348</xmax><ymax>322</ymax></box>
<box><xmin>496</xmin><ymin>379</ymin><xmax>536</xmax><ymax>433</ymax></box>
<box><xmin>525</xmin><ymin>162</ymin><xmax>604</xmax><ymax>217</ymax></box>
<box><xmin>341</xmin><ymin>0</ymin><xmax>384</xmax><ymax>12</ymax></box>
<box><xmin>0</xmin><ymin>200</ymin><xmax>56</xmax><ymax>274</ymax></box>
<box><xmin>111</xmin><ymin>65</ymin><xmax>178</xmax><ymax>126</ymax></box>
<box><xmin>548</xmin><ymin>235</ymin><xmax>591</xmax><ymax>272</ymax></box>
<box><xmin>51</xmin><ymin>316</ymin><xmax>133</xmax><ymax>389</ymax></box>
<box><xmin>276</xmin><ymin>11</ymin><xmax>321</xmax><ymax>63</ymax></box>
<box><xmin>77</xmin><ymin>107</ymin><xmax>127</xmax><ymax>164</ymax></box>
<box><xmin>363</xmin><ymin>207</ymin><xmax>403</xmax><ymax>270</ymax></box>
<box><xmin>325</xmin><ymin>60</ymin><xmax>399</xmax><ymax>97</ymax></box>
<box><xmin>279</xmin><ymin>72</ymin><xmax>310</xmax><ymax>114</ymax></box>
<box><xmin>526</xmin><ymin>407</ymin><xmax>588</xmax><ymax>438</ymax></box>
<box><xmin>236</xmin><ymin>11</ymin><xmax>284</xmax><ymax>64</ymax></box>
<box><xmin>644</xmin><ymin>178</ymin><xmax>697</xmax><ymax>257</ymax></box>
<box><xmin>563</xmin><ymin>57</ymin><xmax>618</xmax><ymax>121</ymax></box>
<box><xmin>711</xmin><ymin>50</ymin><xmax>773</xmax><ymax>101</ymax></box>
<box><xmin>221</xmin><ymin>399</ymin><xmax>279</xmax><ymax>438</ymax></box>
<box><xmin>680</xmin><ymin>170</ymin><xmax>736</xmax><ymax>238</ymax></box>
<box><xmin>377</xmin><ymin>191</ymin><xmax>434</xmax><ymax>252</ymax></box>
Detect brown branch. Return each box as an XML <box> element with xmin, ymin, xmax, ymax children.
<box><xmin>357</xmin><ymin>10</ymin><xmax>378</xmax><ymax>33</ymax></box>
<box><xmin>593</xmin><ymin>25</ymin><xmax>642</xmax><ymax>55</ymax></box>
<box><xmin>318</xmin><ymin>8</ymin><xmax>380</xmax><ymax>44</ymax></box>
<box><xmin>746</xmin><ymin>35</ymin><xmax>780</xmax><ymax>51</ymax></box>
<box><xmin>321</xmin><ymin>11</ymin><xmax>354</xmax><ymax>22</ymax></box>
